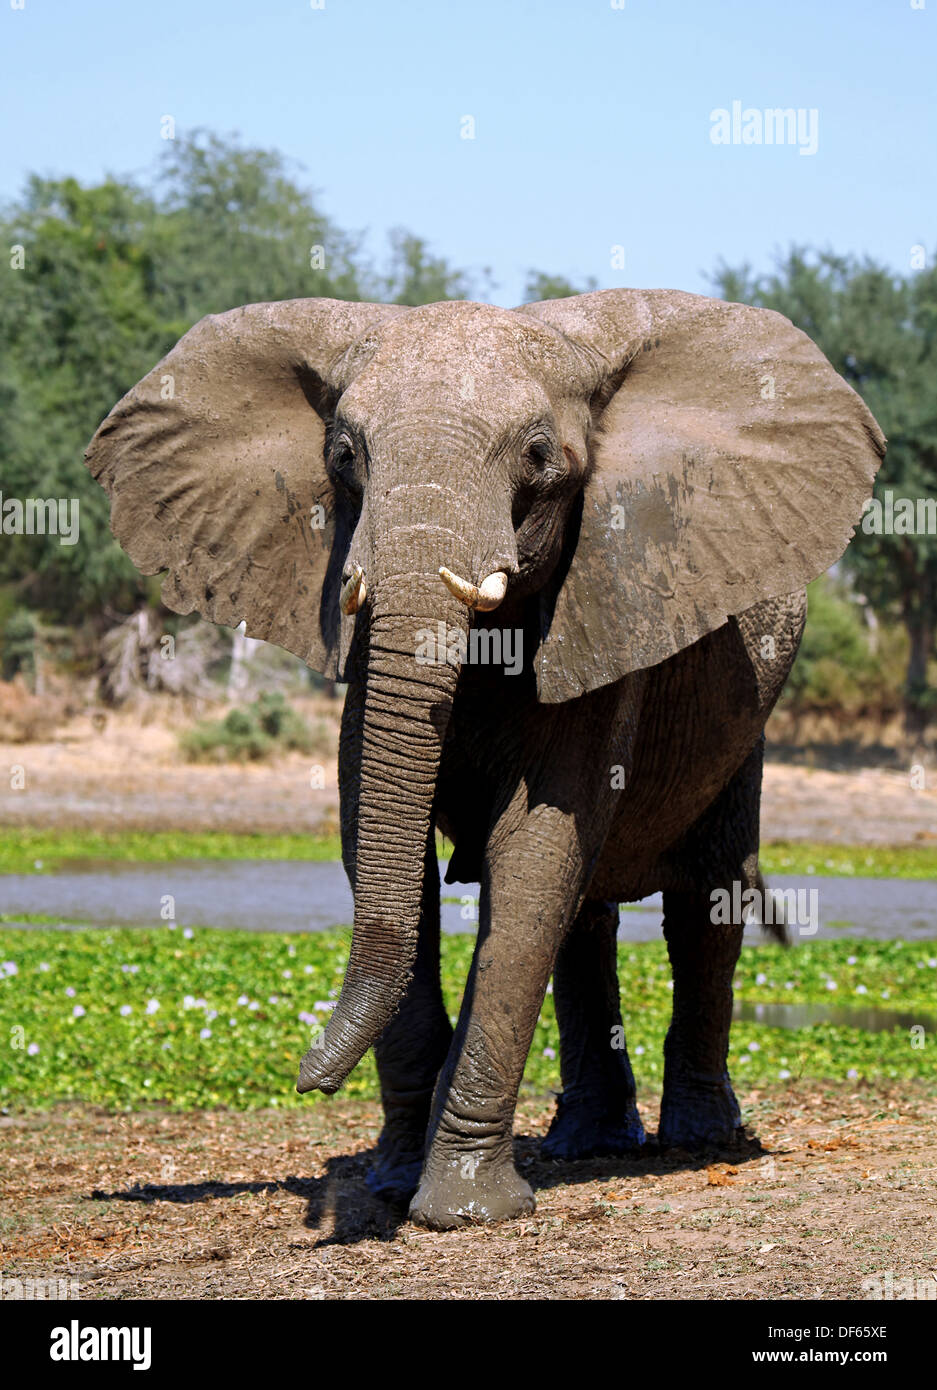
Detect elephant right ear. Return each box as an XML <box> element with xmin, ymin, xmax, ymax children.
<box><xmin>85</xmin><ymin>298</ymin><xmax>407</xmax><ymax>677</ymax></box>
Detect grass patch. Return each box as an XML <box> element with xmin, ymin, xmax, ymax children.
<box><xmin>760</xmin><ymin>842</ymin><xmax>937</xmax><ymax>879</ymax></box>
<box><xmin>0</xmin><ymin>931</ymin><xmax>933</xmax><ymax>1113</ymax></box>
<box><xmin>3</xmin><ymin>831</ymin><xmax>935</xmax><ymax>881</ymax></box>
<box><xmin>0</xmin><ymin>829</ymin><xmax>343</xmax><ymax>875</ymax></box>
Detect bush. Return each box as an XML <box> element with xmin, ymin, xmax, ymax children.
<box><xmin>781</xmin><ymin>577</ymin><xmax>906</xmax><ymax>717</ymax></box>
<box><xmin>179</xmin><ymin>692</ymin><xmax>315</xmax><ymax>763</ymax></box>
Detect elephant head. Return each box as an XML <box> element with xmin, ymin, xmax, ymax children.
<box><xmin>85</xmin><ymin>289</ymin><xmax>884</xmax><ymax>1093</ymax></box>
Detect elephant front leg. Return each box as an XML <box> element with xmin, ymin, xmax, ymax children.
<box><xmin>409</xmin><ymin>814</ymin><xmax>582</xmax><ymax>1230</ymax></box>
<box><xmin>367</xmin><ymin>839</ymin><xmax>453</xmax><ymax>1203</ymax></box>
<box><xmin>658</xmin><ymin>892</ymin><xmax>744</xmax><ymax>1149</ymax></box>
<box><xmin>542</xmin><ymin>898</ymin><xmax>645</xmax><ymax>1159</ymax></box>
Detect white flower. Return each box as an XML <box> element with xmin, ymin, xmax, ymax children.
<box><xmin>237</xmin><ymin>994</ymin><xmax>249</xmax><ymax>1006</ymax></box>
<box><xmin>855</xmin><ymin>985</ymin><xmax>867</xmax><ymax>995</ymax></box>
<box><xmin>778</xmin><ymin>1069</ymin><xmax>791</xmax><ymax>1079</ymax></box>
<box><xmin>314</xmin><ymin>1000</ymin><xmax>336</xmax><ymax>1011</ymax></box>
<box><xmin>199</xmin><ymin>1028</ymin><xmax>212</xmax><ymax>1040</ymax></box>
<box><xmin>825</xmin><ymin>980</ymin><xmax>837</xmax><ymax>990</ymax></box>
<box><xmin>542</xmin><ymin>1046</ymin><xmax>556</xmax><ymax>1060</ymax></box>
<box><xmin>739</xmin><ymin>1054</ymin><xmax>751</xmax><ymax>1064</ymax></box>
<box><xmin>145</xmin><ymin>998</ymin><xmax>160</xmax><ymax>1015</ymax></box>
<box><xmin>634</xmin><ymin>1045</ymin><xmax>645</xmax><ymax>1056</ymax></box>
<box><xmin>268</xmin><ymin>995</ymin><xmax>279</xmax><ymax>1005</ymax></box>
<box><xmin>847</xmin><ymin>956</ymin><xmax>857</xmax><ymax>965</ymax></box>
<box><xmin>847</xmin><ymin>1068</ymin><xmax>859</xmax><ymax>1080</ymax></box>
<box><xmin>881</xmin><ymin>990</ymin><xmax>890</xmax><ymax>999</ymax></box>
<box><xmin>27</xmin><ymin>1042</ymin><xmax>39</xmax><ymax>1055</ymax></box>
<box><xmin>756</xmin><ymin>972</ymin><xmax>767</xmax><ymax>986</ymax></box>
<box><xmin>784</xmin><ymin>981</ymin><xmax>794</xmax><ymax>990</ymax></box>
<box><xmin>248</xmin><ymin>1001</ymin><xmax>260</xmax><ymax>1011</ymax></box>
<box><xmin>38</xmin><ymin>962</ymin><xmax>50</xmax><ymax>972</ymax></box>
<box><xmin>65</xmin><ymin>986</ymin><xmax>76</xmax><ymax>998</ymax></box>
<box><xmin>183</xmin><ymin>995</ymin><xmax>196</xmax><ymax>1009</ymax></box>
<box><xmin>747</xmin><ymin>1041</ymin><xmax>760</xmax><ymax>1052</ymax></box>
<box><xmin>304</xmin><ymin>965</ymin><xmax>314</xmax><ymax>975</ymax></box>
<box><xmin>182</xmin><ymin>928</ymin><xmax>194</xmax><ymax>940</ymax></box>
<box><xmin>120</xmin><ymin>1005</ymin><xmax>132</xmax><ymax>1017</ymax></box>
<box><xmin>0</xmin><ymin>961</ymin><xmax>17</xmax><ymax>978</ymax></box>
<box><xmin>72</xmin><ymin>1005</ymin><xmax>86</xmax><ymax>1018</ymax></box>
<box><xmin>282</xmin><ymin>970</ymin><xmax>293</xmax><ymax>979</ymax></box>
<box><xmin>206</xmin><ymin>1009</ymin><xmax>218</xmax><ymax>1022</ymax></box>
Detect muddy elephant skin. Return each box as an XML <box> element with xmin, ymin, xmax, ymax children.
<box><xmin>86</xmin><ymin>289</ymin><xmax>884</xmax><ymax>1229</ymax></box>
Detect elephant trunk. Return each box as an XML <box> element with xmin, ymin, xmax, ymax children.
<box><xmin>297</xmin><ymin>576</ymin><xmax>468</xmax><ymax>1094</ymax></box>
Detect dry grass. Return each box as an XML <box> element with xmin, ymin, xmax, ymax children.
<box><xmin>2</xmin><ymin>1082</ymin><xmax>935</xmax><ymax>1300</ymax></box>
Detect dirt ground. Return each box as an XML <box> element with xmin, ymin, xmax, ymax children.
<box><xmin>1</xmin><ymin>1084</ymin><xmax>935</xmax><ymax>1300</ymax></box>
<box><xmin>2</xmin><ymin>704</ymin><xmax>936</xmax><ymax>843</ymax></box>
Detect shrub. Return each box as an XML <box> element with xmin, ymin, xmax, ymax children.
<box><xmin>179</xmin><ymin>692</ymin><xmax>315</xmax><ymax>763</ymax></box>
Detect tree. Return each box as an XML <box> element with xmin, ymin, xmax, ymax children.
<box><xmin>522</xmin><ymin>270</ymin><xmax>598</xmax><ymax>302</ymax></box>
<box><xmin>713</xmin><ymin>249</ymin><xmax>937</xmax><ymax>744</ymax></box>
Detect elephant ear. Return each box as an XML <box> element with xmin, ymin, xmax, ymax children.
<box><xmin>518</xmin><ymin>289</ymin><xmax>886</xmax><ymax>704</ymax></box>
<box><xmin>85</xmin><ymin>298</ymin><xmax>407</xmax><ymax>677</ymax></box>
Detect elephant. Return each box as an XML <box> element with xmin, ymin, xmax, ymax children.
<box><xmin>85</xmin><ymin>288</ymin><xmax>884</xmax><ymax>1230</ymax></box>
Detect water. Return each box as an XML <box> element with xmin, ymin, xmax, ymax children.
<box><xmin>1</xmin><ymin>862</ymin><xmax>935</xmax><ymax>940</ymax></box>
<box><xmin>733</xmin><ymin>1000</ymin><xmax>937</xmax><ymax>1032</ymax></box>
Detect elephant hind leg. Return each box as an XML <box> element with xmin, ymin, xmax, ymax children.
<box><xmin>542</xmin><ymin>898</ymin><xmax>645</xmax><ymax>1160</ymax></box>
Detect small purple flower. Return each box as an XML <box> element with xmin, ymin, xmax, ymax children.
<box><xmin>65</xmin><ymin>986</ymin><xmax>76</xmax><ymax>998</ymax></box>
<box><xmin>145</xmin><ymin>998</ymin><xmax>160</xmax><ymax>1015</ymax></box>
<box><xmin>199</xmin><ymin>1028</ymin><xmax>212</xmax><ymax>1040</ymax></box>
<box><xmin>0</xmin><ymin>962</ymin><xmax>17</xmax><ymax>978</ymax></box>
<box><xmin>27</xmin><ymin>1042</ymin><xmax>39</xmax><ymax>1055</ymax></box>
<box><xmin>72</xmin><ymin>1004</ymin><xmax>86</xmax><ymax>1019</ymax></box>
<box><xmin>182</xmin><ymin>928</ymin><xmax>194</xmax><ymax>940</ymax></box>
<box><xmin>268</xmin><ymin>995</ymin><xmax>279</xmax><ymax>1005</ymax></box>
<box><xmin>542</xmin><ymin>1046</ymin><xmax>556</xmax><ymax>1060</ymax></box>
<box><xmin>282</xmin><ymin>970</ymin><xmax>293</xmax><ymax>979</ymax></box>
<box><xmin>119</xmin><ymin>1004</ymin><xmax>132</xmax><ymax>1017</ymax></box>
<box><xmin>298</xmin><ymin>1011</ymin><xmax>318</xmax><ymax>1027</ymax></box>
<box><xmin>38</xmin><ymin>962</ymin><xmax>50</xmax><ymax>972</ymax></box>
<box><xmin>237</xmin><ymin>994</ymin><xmax>249</xmax><ymax>1006</ymax></box>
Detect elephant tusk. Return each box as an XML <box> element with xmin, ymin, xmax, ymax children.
<box><xmin>439</xmin><ymin>566</ymin><xmax>508</xmax><ymax>612</ymax></box>
<box><xmin>340</xmin><ymin>564</ymin><xmax>366</xmax><ymax>615</ymax></box>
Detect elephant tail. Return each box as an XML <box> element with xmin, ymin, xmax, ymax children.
<box><xmin>755</xmin><ymin>870</ymin><xmax>790</xmax><ymax>947</ymax></box>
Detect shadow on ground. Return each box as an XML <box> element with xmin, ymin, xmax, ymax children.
<box><xmin>88</xmin><ymin>1129</ymin><xmax>771</xmax><ymax>1246</ymax></box>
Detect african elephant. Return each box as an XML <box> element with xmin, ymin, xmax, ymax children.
<box><xmin>85</xmin><ymin>289</ymin><xmax>884</xmax><ymax>1229</ymax></box>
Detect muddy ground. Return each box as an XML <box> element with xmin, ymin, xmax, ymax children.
<box><xmin>2</xmin><ymin>706</ymin><xmax>936</xmax><ymax>842</ymax></box>
<box><xmin>1</xmin><ymin>1084</ymin><xmax>935</xmax><ymax>1300</ymax></box>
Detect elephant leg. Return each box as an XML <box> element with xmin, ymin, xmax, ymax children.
<box><xmin>657</xmin><ymin>896</ymin><xmax>744</xmax><ymax>1149</ymax></box>
<box><xmin>541</xmin><ymin>898</ymin><xmax>645</xmax><ymax>1159</ymax></box>
<box><xmin>408</xmin><ymin>824</ymin><xmax>572</xmax><ymax>1228</ymax></box>
<box><xmin>366</xmin><ymin>837</ymin><xmax>454</xmax><ymax>1203</ymax></box>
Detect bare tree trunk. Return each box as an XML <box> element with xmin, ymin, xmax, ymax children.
<box><xmin>904</xmin><ymin>615</ymin><xmax>935</xmax><ymax>752</ymax></box>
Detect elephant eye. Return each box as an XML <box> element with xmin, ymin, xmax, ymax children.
<box><xmin>329</xmin><ymin>435</ymin><xmax>363</xmax><ymax>501</ymax></box>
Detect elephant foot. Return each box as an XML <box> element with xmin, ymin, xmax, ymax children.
<box><xmin>365</xmin><ymin>1119</ymin><xmax>427</xmax><ymax>1204</ymax></box>
<box><xmin>658</xmin><ymin>1073</ymin><xmax>742</xmax><ymax>1150</ymax></box>
<box><xmin>541</xmin><ymin>1091</ymin><xmax>646</xmax><ymax>1160</ymax></box>
<box><xmin>408</xmin><ymin>1158</ymin><xmax>535</xmax><ymax>1230</ymax></box>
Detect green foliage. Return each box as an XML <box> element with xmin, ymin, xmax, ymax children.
<box><xmin>0</xmin><ymin>608</ymin><xmax>37</xmax><ymax>683</ymax></box>
<box><xmin>0</xmin><ymin>930</ymin><xmax>932</xmax><ymax>1112</ymax></box>
<box><xmin>179</xmin><ymin>692</ymin><xmax>318</xmax><ymax>762</ymax></box>
<box><xmin>782</xmin><ymin>577</ymin><xmax>905</xmax><ymax>715</ymax></box>
<box><xmin>0</xmin><ymin>828</ymin><xmax>344</xmax><ymax>876</ymax></box>
<box><xmin>523</xmin><ymin>270</ymin><xmax>599</xmax><ymax>302</ymax></box>
<box><xmin>1</xmin><ymin>826</ymin><xmax>933</xmax><ymax>880</ymax></box>
<box><xmin>714</xmin><ymin>249</ymin><xmax>937</xmax><ymax>730</ymax></box>
<box><xmin>0</xmin><ymin>131</ymin><xmax>475</xmax><ymax>628</ymax></box>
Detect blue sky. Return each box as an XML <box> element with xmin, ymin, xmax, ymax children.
<box><xmin>1</xmin><ymin>0</ymin><xmax>934</xmax><ymax>305</ymax></box>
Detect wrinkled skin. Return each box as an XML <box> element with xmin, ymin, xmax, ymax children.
<box><xmin>86</xmin><ymin>290</ymin><xmax>884</xmax><ymax>1230</ymax></box>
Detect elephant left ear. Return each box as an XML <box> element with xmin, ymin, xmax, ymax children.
<box><xmin>517</xmin><ymin>289</ymin><xmax>886</xmax><ymax>704</ymax></box>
